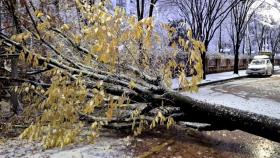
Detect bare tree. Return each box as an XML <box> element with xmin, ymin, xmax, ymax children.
<box><xmin>136</xmin><ymin>0</ymin><xmax>158</xmax><ymax>21</ymax></box>
<box><xmin>230</xmin><ymin>0</ymin><xmax>255</xmax><ymax>74</ymax></box>
<box><xmin>164</xmin><ymin>0</ymin><xmax>241</xmax><ymax>79</ymax></box>
<box><xmin>269</xmin><ymin>27</ymin><xmax>280</xmax><ymax>68</ymax></box>
<box><xmin>251</xmin><ymin>19</ymin><xmax>268</xmax><ymax>52</ymax></box>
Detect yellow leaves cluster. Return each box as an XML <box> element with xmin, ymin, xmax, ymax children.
<box><xmin>61</xmin><ymin>24</ymin><xmax>71</xmax><ymax>31</ymax></box>
<box><xmin>128</xmin><ymin>80</ymin><xmax>137</xmax><ymax>89</ymax></box>
<box><xmin>83</xmin><ymin>89</ymin><xmax>104</xmax><ymax>114</ymax></box>
<box><xmin>11</xmin><ymin>32</ymin><xmax>31</xmax><ymax>43</ymax></box>
<box><xmin>37</xmin><ymin>21</ymin><xmax>51</xmax><ymax>31</ymax></box>
<box><xmin>20</xmin><ymin>74</ymin><xmax>90</xmax><ymax>148</ymax></box>
<box><xmin>17</xmin><ymin>0</ymin><xmax>205</xmax><ymax>149</ymax></box>
<box><xmin>20</xmin><ymin>124</ymin><xmax>42</xmax><ymax>141</ymax></box>
<box><xmin>161</xmin><ymin>28</ymin><xmax>204</xmax><ymax>91</ymax></box>
<box><xmin>150</xmin><ymin>112</ymin><xmax>175</xmax><ymax>130</ymax></box>
<box><xmin>42</xmin><ymin>127</ymin><xmax>81</xmax><ymax>148</ymax></box>
<box><xmin>34</xmin><ymin>10</ymin><xmax>44</xmax><ymax>18</ymax></box>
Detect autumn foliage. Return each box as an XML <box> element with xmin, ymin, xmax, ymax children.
<box><xmin>0</xmin><ymin>0</ymin><xmax>204</xmax><ymax>148</ymax></box>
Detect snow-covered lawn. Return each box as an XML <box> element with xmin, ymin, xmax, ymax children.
<box><xmin>172</xmin><ymin>70</ymin><xmax>247</xmax><ymax>89</ymax></box>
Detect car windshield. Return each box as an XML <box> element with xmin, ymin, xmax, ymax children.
<box><xmin>251</xmin><ymin>60</ymin><xmax>265</xmax><ymax>65</ymax></box>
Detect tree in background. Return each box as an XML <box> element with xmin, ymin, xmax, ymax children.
<box><xmin>164</xmin><ymin>0</ymin><xmax>241</xmax><ymax>79</ymax></box>
<box><xmin>229</xmin><ymin>0</ymin><xmax>255</xmax><ymax>74</ymax></box>
<box><xmin>269</xmin><ymin>27</ymin><xmax>280</xmax><ymax>68</ymax></box>
<box><xmin>249</xmin><ymin>18</ymin><xmax>269</xmax><ymax>53</ymax></box>
<box><xmin>136</xmin><ymin>0</ymin><xmax>158</xmax><ymax>21</ymax></box>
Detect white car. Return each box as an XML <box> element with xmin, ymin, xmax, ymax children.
<box><xmin>246</xmin><ymin>56</ymin><xmax>273</xmax><ymax>76</ymax></box>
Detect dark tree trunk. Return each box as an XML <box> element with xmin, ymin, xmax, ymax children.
<box><xmin>149</xmin><ymin>0</ymin><xmax>157</xmax><ymax>17</ymax></box>
<box><xmin>234</xmin><ymin>52</ymin><xmax>239</xmax><ymax>74</ymax></box>
<box><xmin>272</xmin><ymin>53</ymin><xmax>275</xmax><ymax>73</ymax></box>
<box><xmin>218</xmin><ymin>26</ymin><xmax>222</xmax><ymax>53</ymax></box>
<box><xmin>201</xmin><ymin>52</ymin><xmax>206</xmax><ymax>79</ymax></box>
<box><xmin>4</xmin><ymin>0</ymin><xmax>23</xmax><ymax>114</ymax></box>
<box><xmin>233</xmin><ymin>36</ymin><xmax>240</xmax><ymax>74</ymax></box>
<box><xmin>202</xmin><ymin>42</ymin><xmax>209</xmax><ymax>79</ymax></box>
<box><xmin>165</xmin><ymin>91</ymin><xmax>280</xmax><ymax>143</ymax></box>
<box><xmin>136</xmin><ymin>0</ymin><xmax>145</xmax><ymax>21</ymax></box>
<box><xmin>234</xmin><ymin>45</ymin><xmax>239</xmax><ymax>74</ymax></box>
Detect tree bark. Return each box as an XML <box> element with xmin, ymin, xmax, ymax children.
<box><xmin>148</xmin><ymin>0</ymin><xmax>157</xmax><ymax>17</ymax></box>
<box><xmin>201</xmin><ymin>52</ymin><xmax>206</xmax><ymax>79</ymax></box>
<box><xmin>202</xmin><ymin>42</ymin><xmax>209</xmax><ymax>79</ymax></box>
<box><xmin>165</xmin><ymin>91</ymin><xmax>280</xmax><ymax>143</ymax></box>
<box><xmin>233</xmin><ymin>42</ymin><xmax>240</xmax><ymax>74</ymax></box>
<box><xmin>4</xmin><ymin>0</ymin><xmax>23</xmax><ymax>114</ymax></box>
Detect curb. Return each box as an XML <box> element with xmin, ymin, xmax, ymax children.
<box><xmin>173</xmin><ymin>75</ymin><xmax>247</xmax><ymax>91</ymax></box>
<box><xmin>198</xmin><ymin>75</ymin><xmax>248</xmax><ymax>87</ymax></box>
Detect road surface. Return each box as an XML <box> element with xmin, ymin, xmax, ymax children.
<box><xmin>184</xmin><ymin>70</ymin><xmax>280</xmax><ymax>119</ymax></box>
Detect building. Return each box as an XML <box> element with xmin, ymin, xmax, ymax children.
<box><xmin>110</xmin><ymin>0</ymin><xmax>136</xmax><ymax>15</ymax></box>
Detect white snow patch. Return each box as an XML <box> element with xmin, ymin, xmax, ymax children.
<box><xmin>172</xmin><ymin>70</ymin><xmax>247</xmax><ymax>89</ymax></box>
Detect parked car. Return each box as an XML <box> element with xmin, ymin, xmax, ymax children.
<box><xmin>246</xmin><ymin>55</ymin><xmax>273</xmax><ymax>76</ymax></box>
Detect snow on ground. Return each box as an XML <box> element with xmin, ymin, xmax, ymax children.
<box><xmin>0</xmin><ymin>132</ymin><xmax>133</xmax><ymax>158</ymax></box>
<box><xmin>172</xmin><ymin>70</ymin><xmax>247</xmax><ymax>89</ymax></box>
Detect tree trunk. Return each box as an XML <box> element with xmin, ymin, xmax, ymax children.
<box><xmin>272</xmin><ymin>53</ymin><xmax>275</xmax><ymax>73</ymax></box>
<box><xmin>233</xmin><ymin>41</ymin><xmax>240</xmax><ymax>74</ymax></box>
<box><xmin>10</xmin><ymin>58</ymin><xmax>22</xmax><ymax>114</ymax></box>
<box><xmin>165</xmin><ymin>91</ymin><xmax>280</xmax><ymax>143</ymax></box>
<box><xmin>7</xmin><ymin>0</ymin><xmax>23</xmax><ymax>114</ymax></box>
<box><xmin>149</xmin><ymin>0</ymin><xmax>157</xmax><ymax>17</ymax></box>
<box><xmin>201</xmin><ymin>52</ymin><xmax>206</xmax><ymax>79</ymax></box>
<box><xmin>136</xmin><ymin>0</ymin><xmax>144</xmax><ymax>21</ymax></box>
<box><xmin>218</xmin><ymin>26</ymin><xmax>222</xmax><ymax>53</ymax></box>
<box><xmin>202</xmin><ymin>42</ymin><xmax>209</xmax><ymax>79</ymax></box>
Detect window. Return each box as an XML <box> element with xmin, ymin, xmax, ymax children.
<box><xmin>267</xmin><ymin>60</ymin><xmax>271</xmax><ymax>64</ymax></box>
<box><xmin>251</xmin><ymin>59</ymin><xmax>265</xmax><ymax>65</ymax></box>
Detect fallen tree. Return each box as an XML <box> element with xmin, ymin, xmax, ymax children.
<box><xmin>1</xmin><ymin>0</ymin><xmax>280</xmax><ymax>148</ymax></box>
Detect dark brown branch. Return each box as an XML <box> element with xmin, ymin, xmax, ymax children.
<box><xmin>0</xmin><ymin>76</ymin><xmax>51</xmax><ymax>88</ymax></box>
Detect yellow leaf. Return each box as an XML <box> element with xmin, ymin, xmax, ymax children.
<box><xmin>128</xmin><ymin>80</ymin><xmax>136</xmax><ymax>89</ymax></box>
<box><xmin>99</xmin><ymin>53</ymin><xmax>110</xmax><ymax>63</ymax></box>
<box><xmin>61</xmin><ymin>24</ymin><xmax>71</xmax><ymax>31</ymax></box>
<box><xmin>34</xmin><ymin>10</ymin><xmax>44</xmax><ymax>18</ymax></box>
<box><xmin>91</xmin><ymin>122</ymin><xmax>98</xmax><ymax>129</ymax></box>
